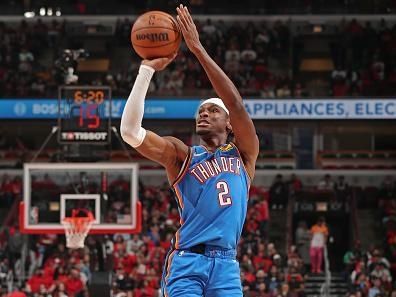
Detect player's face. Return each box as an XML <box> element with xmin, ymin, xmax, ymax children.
<box><xmin>196</xmin><ymin>103</ymin><xmax>230</xmax><ymax>136</ymax></box>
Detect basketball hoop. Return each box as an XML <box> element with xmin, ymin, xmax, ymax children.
<box><xmin>62</xmin><ymin>209</ymin><xmax>94</xmax><ymax>249</ymax></box>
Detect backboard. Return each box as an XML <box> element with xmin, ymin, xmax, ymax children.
<box><xmin>20</xmin><ymin>163</ymin><xmax>141</xmax><ymax>234</ymax></box>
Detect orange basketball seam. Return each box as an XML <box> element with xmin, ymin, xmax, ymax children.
<box><xmin>131</xmin><ymin>26</ymin><xmax>180</xmax><ymax>34</ymax></box>
<box><xmin>132</xmin><ymin>43</ymin><xmax>180</xmax><ymax>49</ymax></box>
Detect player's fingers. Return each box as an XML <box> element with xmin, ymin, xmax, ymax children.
<box><xmin>176</xmin><ymin>5</ymin><xmax>185</xmax><ymax>19</ymax></box>
<box><xmin>176</xmin><ymin>15</ymin><xmax>187</xmax><ymax>33</ymax></box>
<box><xmin>176</xmin><ymin>7</ymin><xmax>184</xmax><ymax>22</ymax></box>
<box><xmin>177</xmin><ymin>5</ymin><xmax>196</xmax><ymax>36</ymax></box>
<box><xmin>178</xmin><ymin>16</ymin><xmax>190</xmax><ymax>36</ymax></box>
<box><xmin>178</xmin><ymin>4</ymin><xmax>186</xmax><ymax>17</ymax></box>
<box><xmin>183</xmin><ymin>6</ymin><xmax>194</xmax><ymax>25</ymax></box>
<box><xmin>178</xmin><ymin>4</ymin><xmax>190</xmax><ymax>25</ymax></box>
<box><xmin>176</xmin><ymin>7</ymin><xmax>188</xmax><ymax>29</ymax></box>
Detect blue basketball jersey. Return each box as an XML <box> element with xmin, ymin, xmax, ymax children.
<box><xmin>171</xmin><ymin>143</ymin><xmax>250</xmax><ymax>250</ymax></box>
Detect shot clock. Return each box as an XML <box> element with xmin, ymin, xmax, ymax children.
<box><xmin>58</xmin><ymin>86</ymin><xmax>111</xmax><ymax>144</ymax></box>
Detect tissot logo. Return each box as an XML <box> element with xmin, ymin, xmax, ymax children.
<box><xmin>136</xmin><ymin>32</ymin><xmax>169</xmax><ymax>42</ymax></box>
<box><xmin>61</xmin><ymin>132</ymin><xmax>108</xmax><ymax>141</ymax></box>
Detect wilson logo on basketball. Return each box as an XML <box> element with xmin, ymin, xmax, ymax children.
<box><xmin>136</xmin><ymin>32</ymin><xmax>170</xmax><ymax>42</ymax></box>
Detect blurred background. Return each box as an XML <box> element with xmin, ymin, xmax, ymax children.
<box><xmin>0</xmin><ymin>1</ymin><xmax>396</xmax><ymax>297</ymax></box>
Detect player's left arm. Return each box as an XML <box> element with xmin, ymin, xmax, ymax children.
<box><xmin>176</xmin><ymin>4</ymin><xmax>259</xmax><ymax>178</ymax></box>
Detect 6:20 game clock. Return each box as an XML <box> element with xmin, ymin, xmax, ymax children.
<box><xmin>58</xmin><ymin>86</ymin><xmax>112</xmax><ymax>144</ymax></box>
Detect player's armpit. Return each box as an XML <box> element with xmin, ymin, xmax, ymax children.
<box><xmin>135</xmin><ymin>130</ymin><xmax>189</xmax><ymax>181</ymax></box>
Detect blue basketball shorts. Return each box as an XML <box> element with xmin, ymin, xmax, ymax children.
<box><xmin>161</xmin><ymin>246</ymin><xmax>242</xmax><ymax>297</ymax></box>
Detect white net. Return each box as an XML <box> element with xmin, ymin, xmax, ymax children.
<box><xmin>62</xmin><ymin>217</ymin><xmax>93</xmax><ymax>249</ymax></box>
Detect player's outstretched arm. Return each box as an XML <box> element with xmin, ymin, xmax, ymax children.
<box><xmin>176</xmin><ymin>4</ymin><xmax>259</xmax><ymax>178</ymax></box>
<box><xmin>120</xmin><ymin>54</ymin><xmax>189</xmax><ymax>183</ymax></box>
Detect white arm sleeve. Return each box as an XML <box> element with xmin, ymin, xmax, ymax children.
<box><xmin>120</xmin><ymin>65</ymin><xmax>155</xmax><ymax>147</ymax></box>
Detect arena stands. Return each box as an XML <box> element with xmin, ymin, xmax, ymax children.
<box><xmin>328</xmin><ymin>19</ymin><xmax>396</xmax><ymax>98</ymax></box>
<box><xmin>1</xmin><ymin>17</ymin><xmax>396</xmax><ymax>99</ymax></box>
<box><xmin>0</xmin><ymin>17</ymin><xmax>293</xmax><ymax>99</ymax></box>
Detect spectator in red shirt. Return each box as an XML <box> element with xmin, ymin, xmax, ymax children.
<box><xmin>286</xmin><ymin>266</ymin><xmax>304</xmax><ymax>292</ymax></box>
<box><xmin>54</xmin><ymin>266</ymin><xmax>69</xmax><ymax>285</ymax></box>
<box><xmin>10</xmin><ymin>176</ymin><xmax>22</xmax><ymax>198</ymax></box>
<box><xmin>159</xmin><ymin>232</ymin><xmax>172</xmax><ymax>251</ymax></box>
<box><xmin>332</xmin><ymin>80</ymin><xmax>349</xmax><ymax>97</ymax></box>
<box><xmin>26</xmin><ymin>269</ymin><xmax>46</xmax><ymax>294</ymax></box>
<box><xmin>141</xmin><ymin>280</ymin><xmax>156</xmax><ymax>297</ymax></box>
<box><xmin>245</xmin><ymin>215</ymin><xmax>259</xmax><ymax>234</ymax></box>
<box><xmin>288</xmin><ymin>174</ymin><xmax>303</xmax><ymax>196</ymax></box>
<box><xmin>121</xmin><ymin>251</ymin><xmax>137</xmax><ymax>275</ymax></box>
<box><xmin>255</xmin><ymin>192</ymin><xmax>270</xmax><ymax>238</ymax></box>
<box><xmin>114</xmin><ymin>235</ymin><xmax>127</xmax><ymax>253</ymax></box>
<box><xmin>65</xmin><ymin>268</ymin><xmax>84</xmax><ymax>297</ymax></box>
<box><xmin>253</xmin><ymin>251</ymin><xmax>266</xmax><ymax>271</ymax></box>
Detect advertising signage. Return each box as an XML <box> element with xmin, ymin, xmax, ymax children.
<box><xmin>0</xmin><ymin>99</ymin><xmax>395</xmax><ymax>120</ymax></box>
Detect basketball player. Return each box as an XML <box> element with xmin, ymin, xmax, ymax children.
<box><xmin>120</xmin><ymin>4</ymin><xmax>259</xmax><ymax>297</ymax></box>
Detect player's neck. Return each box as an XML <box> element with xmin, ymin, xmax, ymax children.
<box><xmin>199</xmin><ymin>135</ymin><xmax>227</xmax><ymax>152</ymax></box>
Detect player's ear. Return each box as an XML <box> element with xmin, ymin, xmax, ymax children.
<box><xmin>226</xmin><ymin>121</ymin><xmax>232</xmax><ymax>133</ymax></box>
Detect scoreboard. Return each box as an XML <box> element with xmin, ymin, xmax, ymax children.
<box><xmin>58</xmin><ymin>86</ymin><xmax>111</xmax><ymax>144</ymax></box>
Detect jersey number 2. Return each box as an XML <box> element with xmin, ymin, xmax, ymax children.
<box><xmin>216</xmin><ymin>181</ymin><xmax>232</xmax><ymax>206</ymax></box>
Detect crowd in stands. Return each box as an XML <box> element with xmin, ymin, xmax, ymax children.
<box><xmin>0</xmin><ymin>19</ymin><xmax>65</xmax><ymax>98</ymax></box>
<box><xmin>1</xmin><ymin>16</ymin><xmax>396</xmax><ymax>99</ymax></box>
<box><xmin>380</xmin><ymin>175</ymin><xmax>396</xmax><ymax>286</ymax></box>
<box><xmin>0</xmin><ymin>16</ymin><xmax>303</xmax><ymax>99</ymax></box>
<box><xmin>0</xmin><ymin>16</ymin><xmax>299</xmax><ymax>99</ymax></box>
<box><xmin>329</xmin><ymin>19</ymin><xmax>396</xmax><ymax>97</ymax></box>
<box><xmin>268</xmin><ymin>173</ymin><xmax>351</xmax><ymax>209</ymax></box>
<box><xmin>343</xmin><ymin>175</ymin><xmax>396</xmax><ymax>297</ymax></box>
<box><xmin>268</xmin><ymin>173</ymin><xmax>303</xmax><ymax>209</ymax></box>
<box><xmin>343</xmin><ymin>244</ymin><xmax>394</xmax><ymax>297</ymax></box>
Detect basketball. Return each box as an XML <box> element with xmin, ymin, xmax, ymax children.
<box><xmin>131</xmin><ymin>11</ymin><xmax>181</xmax><ymax>59</ymax></box>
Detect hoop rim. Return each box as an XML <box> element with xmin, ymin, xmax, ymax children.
<box><xmin>62</xmin><ymin>208</ymin><xmax>95</xmax><ymax>233</ymax></box>
<box><xmin>62</xmin><ymin>216</ymin><xmax>95</xmax><ymax>223</ymax></box>
<box><xmin>62</xmin><ymin>208</ymin><xmax>95</xmax><ymax>221</ymax></box>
